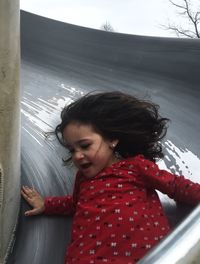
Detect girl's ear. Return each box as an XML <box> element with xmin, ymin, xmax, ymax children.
<box><xmin>109</xmin><ymin>139</ymin><xmax>119</xmax><ymax>149</ymax></box>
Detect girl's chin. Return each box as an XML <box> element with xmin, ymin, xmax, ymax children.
<box><xmin>82</xmin><ymin>172</ymin><xmax>95</xmax><ymax>179</ymax></box>
<box><xmin>81</xmin><ymin>167</ymin><xmax>93</xmax><ymax>178</ymax></box>
<box><xmin>81</xmin><ymin>167</ymin><xmax>100</xmax><ymax>179</ymax></box>
<box><xmin>79</xmin><ymin>163</ymin><xmax>106</xmax><ymax>178</ymax></box>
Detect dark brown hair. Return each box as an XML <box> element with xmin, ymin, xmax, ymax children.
<box><xmin>55</xmin><ymin>91</ymin><xmax>169</xmax><ymax>161</ymax></box>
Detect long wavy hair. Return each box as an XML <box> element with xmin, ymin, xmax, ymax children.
<box><xmin>55</xmin><ymin>91</ymin><xmax>170</xmax><ymax>162</ymax></box>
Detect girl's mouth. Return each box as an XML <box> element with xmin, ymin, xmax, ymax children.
<box><xmin>80</xmin><ymin>163</ymin><xmax>92</xmax><ymax>170</ymax></box>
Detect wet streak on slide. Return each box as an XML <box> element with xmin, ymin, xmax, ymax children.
<box><xmin>7</xmin><ymin>11</ymin><xmax>200</xmax><ymax>264</ymax></box>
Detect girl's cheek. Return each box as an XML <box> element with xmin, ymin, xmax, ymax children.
<box><xmin>71</xmin><ymin>158</ymin><xmax>77</xmax><ymax>166</ymax></box>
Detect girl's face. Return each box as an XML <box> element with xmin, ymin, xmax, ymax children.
<box><xmin>63</xmin><ymin>122</ymin><xmax>119</xmax><ymax>178</ymax></box>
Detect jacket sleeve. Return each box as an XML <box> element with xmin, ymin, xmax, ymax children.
<box><xmin>44</xmin><ymin>171</ymin><xmax>82</xmax><ymax>216</ymax></box>
<box><xmin>135</xmin><ymin>155</ymin><xmax>200</xmax><ymax>205</ymax></box>
<box><xmin>44</xmin><ymin>195</ymin><xmax>75</xmax><ymax>215</ymax></box>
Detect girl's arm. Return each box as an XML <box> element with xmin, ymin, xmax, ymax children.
<box><xmin>43</xmin><ymin>173</ymin><xmax>82</xmax><ymax>215</ymax></box>
<box><xmin>135</xmin><ymin>155</ymin><xmax>200</xmax><ymax>205</ymax></box>
<box><xmin>21</xmin><ymin>172</ymin><xmax>81</xmax><ymax>216</ymax></box>
<box><xmin>44</xmin><ymin>195</ymin><xmax>75</xmax><ymax>215</ymax></box>
<box><xmin>21</xmin><ymin>186</ymin><xmax>75</xmax><ymax>216</ymax></box>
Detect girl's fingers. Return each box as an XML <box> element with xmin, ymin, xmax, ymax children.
<box><xmin>21</xmin><ymin>190</ymin><xmax>28</xmax><ymax>200</ymax></box>
<box><xmin>25</xmin><ymin>205</ymin><xmax>44</xmax><ymax>216</ymax></box>
<box><xmin>21</xmin><ymin>189</ymin><xmax>32</xmax><ymax>200</ymax></box>
<box><xmin>22</xmin><ymin>185</ymin><xmax>34</xmax><ymax>194</ymax></box>
<box><xmin>21</xmin><ymin>186</ymin><xmax>45</xmax><ymax>216</ymax></box>
<box><xmin>21</xmin><ymin>188</ymin><xmax>32</xmax><ymax>198</ymax></box>
<box><xmin>21</xmin><ymin>186</ymin><xmax>38</xmax><ymax>198</ymax></box>
<box><xmin>21</xmin><ymin>187</ymin><xmax>40</xmax><ymax>206</ymax></box>
<box><xmin>25</xmin><ymin>208</ymin><xmax>39</xmax><ymax>216</ymax></box>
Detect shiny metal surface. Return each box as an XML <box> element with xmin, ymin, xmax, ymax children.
<box><xmin>7</xmin><ymin>10</ymin><xmax>200</xmax><ymax>264</ymax></box>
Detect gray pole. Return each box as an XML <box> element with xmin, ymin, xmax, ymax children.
<box><xmin>0</xmin><ymin>0</ymin><xmax>20</xmax><ymax>263</ymax></box>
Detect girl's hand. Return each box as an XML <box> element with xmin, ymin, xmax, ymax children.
<box><xmin>21</xmin><ymin>186</ymin><xmax>45</xmax><ymax>216</ymax></box>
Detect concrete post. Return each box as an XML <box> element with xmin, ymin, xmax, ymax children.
<box><xmin>0</xmin><ymin>0</ymin><xmax>20</xmax><ymax>263</ymax></box>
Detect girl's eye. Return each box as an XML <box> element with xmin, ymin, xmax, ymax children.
<box><xmin>68</xmin><ymin>144</ymin><xmax>90</xmax><ymax>154</ymax></box>
<box><xmin>80</xmin><ymin>144</ymin><xmax>90</xmax><ymax>150</ymax></box>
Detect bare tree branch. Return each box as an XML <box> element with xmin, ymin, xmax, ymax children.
<box><xmin>195</xmin><ymin>12</ymin><xmax>200</xmax><ymax>23</ymax></box>
<box><xmin>169</xmin><ymin>0</ymin><xmax>186</xmax><ymax>10</ymax></box>
<box><xmin>100</xmin><ymin>21</ymin><xmax>115</xmax><ymax>32</ymax></box>
<box><xmin>164</xmin><ymin>0</ymin><xmax>200</xmax><ymax>38</ymax></box>
<box><xmin>170</xmin><ymin>26</ymin><xmax>195</xmax><ymax>38</ymax></box>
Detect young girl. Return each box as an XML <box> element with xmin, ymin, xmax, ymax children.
<box><xmin>21</xmin><ymin>91</ymin><xmax>200</xmax><ymax>264</ymax></box>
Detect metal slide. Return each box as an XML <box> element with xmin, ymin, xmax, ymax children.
<box><xmin>7</xmin><ymin>11</ymin><xmax>200</xmax><ymax>264</ymax></box>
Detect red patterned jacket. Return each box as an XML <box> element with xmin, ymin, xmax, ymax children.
<box><xmin>44</xmin><ymin>155</ymin><xmax>200</xmax><ymax>264</ymax></box>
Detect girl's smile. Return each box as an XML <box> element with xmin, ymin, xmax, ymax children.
<box><xmin>63</xmin><ymin>122</ymin><xmax>119</xmax><ymax>178</ymax></box>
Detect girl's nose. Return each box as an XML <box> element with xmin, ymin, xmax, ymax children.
<box><xmin>73</xmin><ymin>150</ymin><xmax>84</xmax><ymax>160</ymax></box>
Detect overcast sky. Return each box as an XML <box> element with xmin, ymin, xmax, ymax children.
<box><xmin>20</xmin><ymin>0</ymin><xmax>191</xmax><ymax>38</ymax></box>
